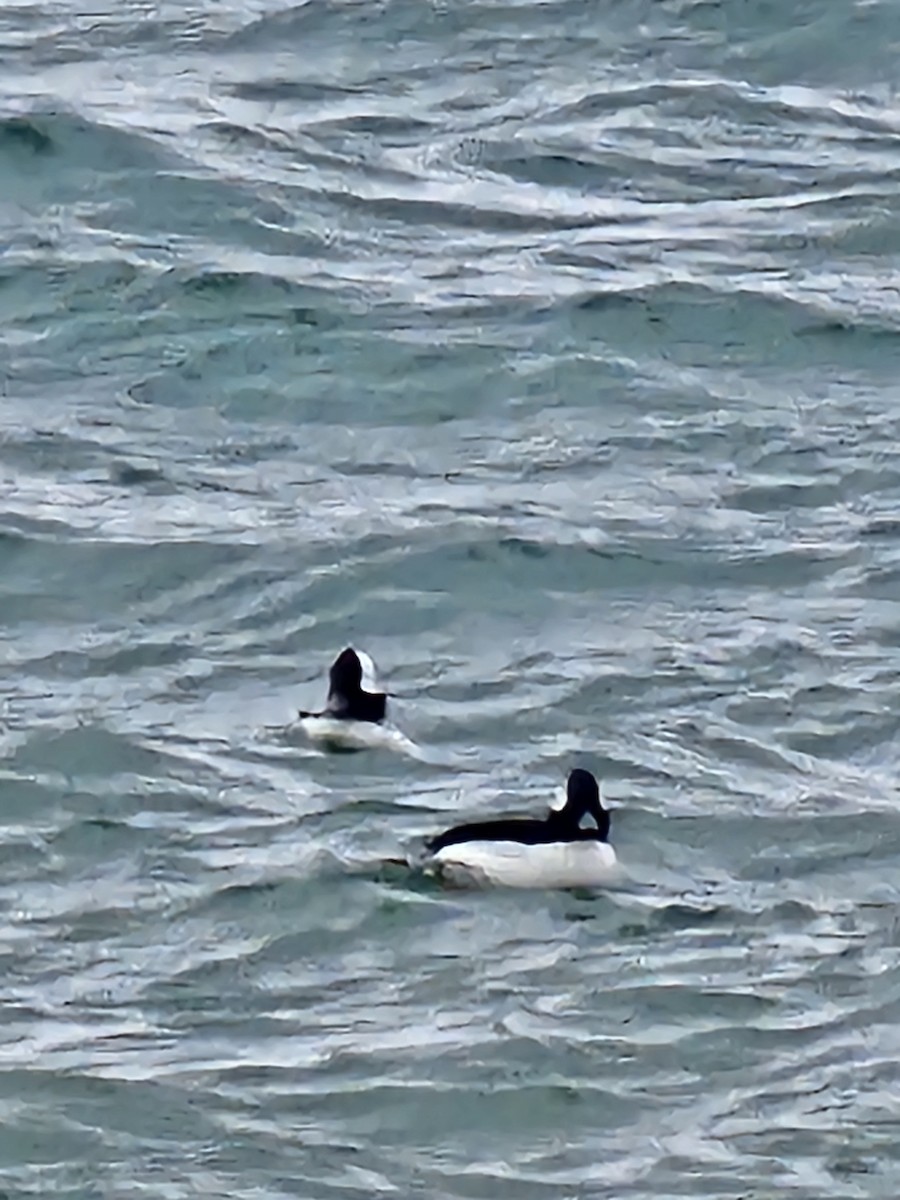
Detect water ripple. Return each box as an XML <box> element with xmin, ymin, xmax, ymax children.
<box><xmin>3</xmin><ymin>0</ymin><xmax>900</xmax><ymax>1195</ymax></box>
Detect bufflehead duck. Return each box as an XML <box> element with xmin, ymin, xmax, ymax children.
<box><xmin>298</xmin><ymin>646</ymin><xmax>387</xmax><ymax>723</ymax></box>
<box><xmin>425</xmin><ymin>768</ymin><xmax>620</xmax><ymax>889</ymax></box>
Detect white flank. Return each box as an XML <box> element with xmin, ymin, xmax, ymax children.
<box><xmin>430</xmin><ymin>839</ymin><xmax>621</xmax><ymax>890</ymax></box>
<box><xmin>293</xmin><ymin>716</ymin><xmax>421</xmax><ymax>757</ymax></box>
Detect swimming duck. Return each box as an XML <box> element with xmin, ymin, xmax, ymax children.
<box><xmin>294</xmin><ymin>646</ymin><xmax>389</xmax><ymax>748</ymax></box>
<box><xmin>425</xmin><ymin>768</ymin><xmax>619</xmax><ymax>889</ymax></box>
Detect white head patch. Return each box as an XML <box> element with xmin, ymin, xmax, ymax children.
<box><xmin>353</xmin><ymin>648</ymin><xmax>379</xmax><ymax>692</ymax></box>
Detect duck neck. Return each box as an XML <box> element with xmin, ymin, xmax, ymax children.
<box><xmin>547</xmin><ymin>807</ymin><xmax>578</xmax><ymax>837</ymax></box>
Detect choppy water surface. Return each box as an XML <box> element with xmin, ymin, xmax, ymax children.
<box><xmin>3</xmin><ymin>0</ymin><xmax>900</xmax><ymax>1194</ymax></box>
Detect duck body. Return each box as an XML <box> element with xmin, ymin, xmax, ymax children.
<box><xmin>296</xmin><ymin>647</ymin><xmax>387</xmax><ymax>748</ymax></box>
<box><xmin>425</xmin><ymin>768</ymin><xmax>620</xmax><ymax>890</ymax></box>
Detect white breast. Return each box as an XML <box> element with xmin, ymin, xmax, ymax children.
<box><xmin>292</xmin><ymin>715</ymin><xmax>420</xmax><ymax>757</ymax></box>
<box><xmin>429</xmin><ymin>839</ymin><xmax>621</xmax><ymax>890</ymax></box>
<box><xmin>296</xmin><ymin>716</ymin><xmax>383</xmax><ymax>751</ymax></box>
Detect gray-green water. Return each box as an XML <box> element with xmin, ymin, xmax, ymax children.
<box><xmin>4</xmin><ymin>0</ymin><xmax>900</xmax><ymax>1195</ymax></box>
